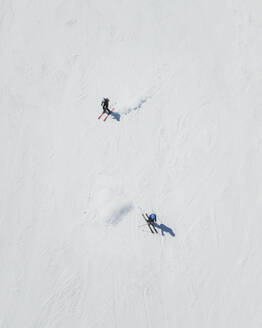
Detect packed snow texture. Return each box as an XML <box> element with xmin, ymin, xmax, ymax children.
<box><xmin>1</xmin><ymin>0</ymin><xmax>262</xmax><ymax>327</ymax></box>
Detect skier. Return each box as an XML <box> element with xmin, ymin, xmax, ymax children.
<box><xmin>141</xmin><ymin>212</ymin><xmax>158</xmax><ymax>233</ymax></box>
<box><xmin>144</xmin><ymin>213</ymin><xmax>158</xmax><ymax>233</ymax></box>
<box><xmin>147</xmin><ymin>213</ymin><xmax>157</xmax><ymax>224</ymax></box>
<box><xmin>101</xmin><ymin>97</ymin><xmax>111</xmax><ymax>115</ymax></box>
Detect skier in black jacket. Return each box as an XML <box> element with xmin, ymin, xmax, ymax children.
<box><xmin>101</xmin><ymin>98</ymin><xmax>111</xmax><ymax>115</ymax></box>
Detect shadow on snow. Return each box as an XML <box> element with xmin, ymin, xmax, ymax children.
<box><xmin>111</xmin><ymin>111</ymin><xmax>120</xmax><ymax>121</ymax></box>
<box><xmin>154</xmin><ymin>223</ymin><xmax>175</xmax><ymax>237</ymax></box>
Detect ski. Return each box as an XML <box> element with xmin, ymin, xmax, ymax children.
<box><xmin>98</xmin><ymin>113</ymin><xmax>104</xmax><ymax>120</ymax></box>
<box><xmin>104</xmin><ymin>108</ymin><xmax>115</xmax><ymax>121</ymax></box>
<box><xmin>142</xmin><ymin>214</ymin><xmax>154</xmax><ymax>233</ymax></box>
<box><xmin>153</xmin><ymin>225</ymin><xmax>158</xmax><ymax>233</ymax></box>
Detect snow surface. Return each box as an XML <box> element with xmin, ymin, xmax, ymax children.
<box><xmin>1</xmin><ymin>0</ymin><xmax>262</xmax><ymax>327</ymax></box>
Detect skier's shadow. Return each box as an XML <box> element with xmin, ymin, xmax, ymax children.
<box><xmin>154</xmin><ymin>223</ymin><xmax>175</xmax><ymax>237</ymax></box>
<box><xmin>111</xmin><ymin>112</ymin><xmax>120</xmax><ymax>121</ymax></box>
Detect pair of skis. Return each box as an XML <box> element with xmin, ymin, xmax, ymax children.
<box><xmin>142</xmin><ymin>213</ymin><xmax>158</xmax><ymax>234</ymax></box>
<box><xmin>98</xmin><ymin>108</ymin><xmax>115</xmax><ymax>121</ymax></box>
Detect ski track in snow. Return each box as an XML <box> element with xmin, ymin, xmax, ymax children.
<box><xmin>122</xmin><ymin>95</ymin><xmax>151</xmax><ymax>116</ymax></box>
<box><xmin>106</xmin><ymin>203</ymin><xmax>133</xmax><ymax>226</ymax></box>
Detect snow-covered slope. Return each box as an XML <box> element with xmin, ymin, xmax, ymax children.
<box><xmin>1</xmin><ymin>0</ymin><xmax>262</xmax><ymax>327</ymax></box>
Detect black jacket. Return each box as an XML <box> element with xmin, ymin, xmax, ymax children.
<box><xmin>101</xmin><ymin>98</ymin><xmax>109</xmax><ymax>109</ymax></box>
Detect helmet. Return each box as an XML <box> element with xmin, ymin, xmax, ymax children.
<box><xmin>150</xmin><ymin>213</ymin><xmax>156</xmax><ymax>220</ymax></box>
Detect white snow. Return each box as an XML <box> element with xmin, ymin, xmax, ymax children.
<box><xmin>1</xmin><ymin>0</ymin><xmax>262</xmax><ymax>327</ymax></box>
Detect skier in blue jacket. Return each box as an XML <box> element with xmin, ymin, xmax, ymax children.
<box><xmin>147</xmin><ymin>213</ymin><xmax>157</xmax><ymax>224</ymax></box>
